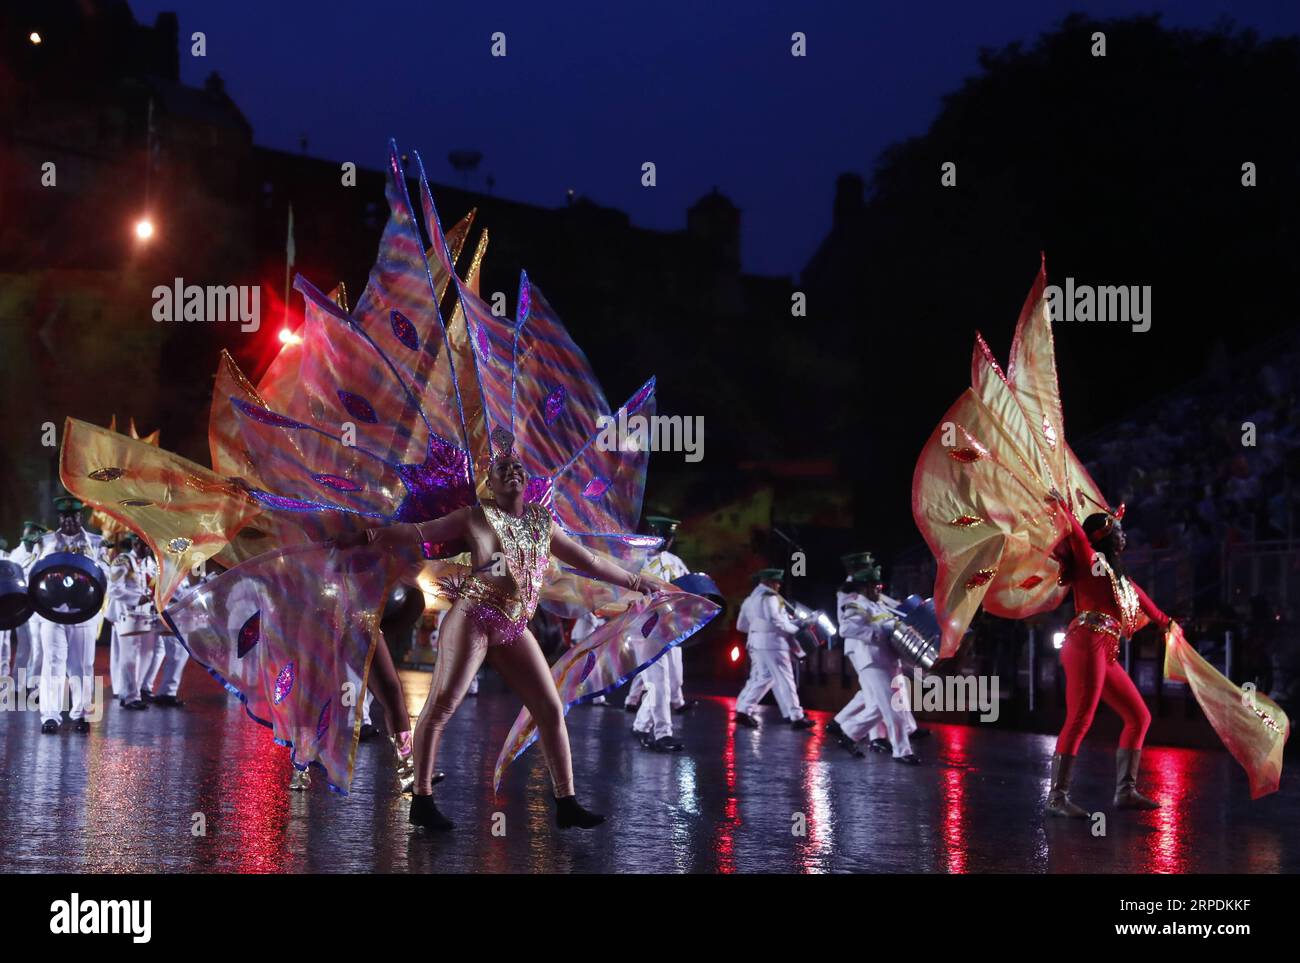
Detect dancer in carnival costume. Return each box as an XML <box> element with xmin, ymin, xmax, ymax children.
<box><xmin>60</xmin><ymin>142</ymin><xmax>718</xmax><ymax>827</ymax></box>
<box><xmin>913</xmin><ymin>256</ymin><xmax>1289</xmax><ymax>813</ymax></box>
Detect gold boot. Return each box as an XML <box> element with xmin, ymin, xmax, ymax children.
<box><xmin>289</xmin><ymin>767</ymin><xmax>311</xmax><ymax>791</ymax></box>
<box><xmin>1046</xmin><ymin>753</ymin><xmax>1089</xmax><ymax>818</ymax></box>
<box><xmin>1114</xmin><ymin>748</ymin><xmax>1160</xmax><ymax>810</ymax></box>
<box><xmin>391</xmin><ymin>732</ymin><xmax>415</xmax><ymax>795</ymax></box>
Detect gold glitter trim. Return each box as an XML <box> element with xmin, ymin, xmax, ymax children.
<box><xmin>949</xmin><ymin>514</ymin><xmax>984</xmax><ymax>527</ymax></box>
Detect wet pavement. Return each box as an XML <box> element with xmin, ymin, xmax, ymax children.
<box><xmin>1</xmin><ymin>651</ymin><xmax>1296</xmax><ymax>873</ymax></box>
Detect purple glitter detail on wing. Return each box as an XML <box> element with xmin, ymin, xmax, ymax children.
<box><xmin>312</xmin><ymin>472</ymin><xmax>362</xmax><ymax>493</ymax></box>
<box><xmin>578</xmin><ymin>651</ymin><xmax>597</xmax><ymax>685</ymax></box>
<box><xmin>233</xmin><ymin>398</ymin><xmax>303</xmax><ymax>430</ymax></box>
<box><xmin>475</xmin><ymin>323</ymin><xmax>492</xmax><ymax>361</ymax></box>
<box><xmin>236</xmin><ymin>611</ymin><xmax>260</xmax><ymax>658</ymax></box>
<box><xmin>390</xmin><ymin>310</ymin><xmax>419</xmax><ymax>350</ymax></box>
<box><xmin>251</xmin><ymin>490</ymin><xmax>328</xmax><ymax>513</ymax></box>
<box><xmin>523</xmin><ymin>477</ymin><xmax>553</xmax><ymax>507</ymax></box>
<box><xmin>627</xmin><ymin>381</ymin><xmax>654</xmax><ymax>412</ymax></box>
<box><xmin>640</xmin><ymin>611</ymin><xmax>660</xmax><ymax>638</ymax></box>
<box><xmin>581</xmin><ymin>477</ymin><xmax>610</xmax><ymax>499</ymax></box>
<box><xmin>517</xmin><ymin>282</ymin><xmax>531</xmax><ymax>327</ymax></box>
<box><xmin>543</xmin><ymin>385</ymin><xmax>567</xmax><ymax>425</ymax></box>
<box><xmin>337</xmin><ymin>390</ymin><xmax>379</xmax><ymax>424</ymax></box>
<box><xmin>316</xmin><ymin>699</ymin><xmax>331</xmax><ymax>742</ymax></box>
<box><xmin>273</xmin><ymin>662</ymin><xmax>295</xmax><ymax>705</ymax></box>
<box><xmin>393</xmin><ymin>435</ymin><xmax>476</xmax><ymax>523</ymax></box>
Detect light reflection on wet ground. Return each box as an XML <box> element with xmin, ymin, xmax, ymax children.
<box><xmin>1</xmin><ymin>654</ymin><xmax>1295</xmax><ymax>873</ymax></box>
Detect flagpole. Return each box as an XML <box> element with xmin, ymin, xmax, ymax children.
<box><xmin>283</xmin><ymin>204</ymin><xmax>295</xmax><ymax>329</ymax></box>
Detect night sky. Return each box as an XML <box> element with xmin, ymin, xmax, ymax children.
<box><xmin>129</xmin><ymin>0</ymin><xmax>1300</xmax><ymax>279</ymax></box>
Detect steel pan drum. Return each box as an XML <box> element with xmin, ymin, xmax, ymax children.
<box><xmin>0</xmin><ymin>560</ymin><xmax>34</xmax><ymax>630</ymax></box>
<box><xmin>28</xmin><ymin>552</ymin><xmax>107</xmax><ymax>625</ymax></box>
<box><xmin>670</xmin><ymin>572</ymin><xmax>726</xmax><ymax>648</ymax></box>
<box><xmin>887</xmin><ymin>594</ymin><xmax>942</xmax><ymax>669</ymax></box>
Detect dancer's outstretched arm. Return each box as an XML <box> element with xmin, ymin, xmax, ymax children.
<box><xmin>548</xmin><ymin>522</ymin><xmax>674</xmax><ymax>595</ymax></box>
<box><xmin>334</xmin><ymin>506</ymin><xmax>474</xmax><ymax>552</ymax></box>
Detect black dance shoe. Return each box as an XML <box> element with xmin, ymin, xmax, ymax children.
<box><xmin>140</xmin><ymin>686</ymin><xmax>152</xmax><ymax>702</ymax></box>
<box><xmin>409</xmin><ymin>793</ymin><xmax>454</xmax><ymax>831</ymax></box>
<box><xmin>733</xmin><ymin>711</ymin><xmax>760</xmax><ymax>728</ymax></box>
<box><xmin>868</xmin><ymin>737</ymin><xmax>892</xmax><ymax>754</ymax></box>
<box><xmin>673</xmin><ymin>699</ymin><xmax>699</xmax><ymax>713</ymax></box>
<box><xmin>623</xmin><ymin>700</ymin><xmax>640</xmax><ymax>713</ymax></box>
<box><xmin>893</xmin><ymin>753</ymin><xmax>920</xmax><ymax>766</ymax></box>
<box><xmin>554</xmin><ymin>795</ymin><xmax>606</xmax><ymax>830</ymax></box>
<box><xmin>635</xmin><ymin>730</ymin><xmax>656</xmax><ymax>749</ymax></box>
<box><xmin>74</xmin><ymin>719</ymin><xmax>90</xmax><ymax>733</ymax></box>
<box><xmin>123</xmin><ymin>700</ymin><xmax>148</xmax><ymax>711</ymax></box>
<box><xmin>648</xmin><ymin>736</ymin><xmax>684</xmax><ymax>752</ymax></box>
<box><xmin>789</xmin><ymin>717</ymin><xmax>815</xmax><ymax>730</ymax></box>
<box><xmin>40</xmin><ymin>720</ymin><xmax>59</xmax><ymax>734</ymax></box>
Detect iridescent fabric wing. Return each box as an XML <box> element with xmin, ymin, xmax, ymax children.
<box><xmin>350</xmin><ymin>145</ymin><xmax>475</xmax><ymax>462</ymax></box>
<box><xmin>492</xmin><ymin>590</ymin><xmax>720</xmax><ymax>791</ymax></box>
<box><xmin>539</xmin><ymin>539</ymin><xmax>660</xmax><ymax>619</ymax></box>
<box><xmin>1005</xmin><ymin>259</ymin><xmax>1109</xmax><ymax>518</ymax></box>
<box><xmin>60</xmin><ymin>418</ymin><xmax>261</xmax><ymax>609</ymax></box>
<box><xmin>912</xmin><ymin>380</ymin><xmax>1068</xmax><ymax>657</ymax></box>
<box><xmin>160</xmin><ymin>543</ymin><xmax>413</xmax><ymax>793</ymax></box>
<box><xmin>227</xmin><ymin>278</ymin><xmax>474</xmax><ymax>526</ymax></box>
<box><xmin>89</xmin><ymin>417</ymin><xmax>161</xmax><ymax>541</ymax></box>
<box><xmin>1163</xmin><ymin>622</ymin><xmax>1290</xmax><ymax>799</ymax></box>
<box><xmin>551</xmin><ymin>378</ymin><xmax>657</xmax><ymax>542</ymax></box>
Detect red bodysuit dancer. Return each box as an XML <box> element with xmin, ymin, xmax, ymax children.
<box><xmin>1048</xmin><ymin>492</ymin><xmax>1169</xmax><ymax>817</ymax></box>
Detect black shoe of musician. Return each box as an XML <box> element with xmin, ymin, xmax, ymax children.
<box><xmin>153</xmin><ymin>694</ymin><xmax>184</xmax><ymax>708</ymax></box>
<box><xmin>868</xmin><ymin>737</ymin><xmax>892</xmax><ymax>754</ymax></box>
<box><xmin>790</xmin><ymin>717</ymin><xmax>815</xmax><ymax>730</ymax></box>
<box><xmin>555</xmin><ymin>795</ymin><xmax>606</xmax><ymax>830</ymax></box>
<box><xmin>123</xmin><ymin>700</ymin><xmax>148</xmax><ymax>711</ymax></box>
<box><xmin>409</xmin><ymin>793</ymin><xmax>454</xmax><ymax>831</ymax></box>
<box><xmin>41</xmin><ymin>720</ymin><xmax>59</xmax><ymax>734</ymax></box>
<box><xmin>733</xmin><ymin>711</ymin><xmax>760</xmax><ymax>728</ymax></box>
<box><xmin>74</xmin><ymin>719</ymin><xmax>90</xmax><ymax>733</ymax></box>
<box><xmin>140</xmin><ymin>687</ymin><xmax>152</xmax><ymax>702</ymax></box>
<box><xmin>673</xmin><ymin>699</ymin><xmax>699</xmax><ymax>713</ymax></box>
<box><xmin>624</xmin><ymin>700</ymin><xmax>640</xmax><ymax>712</ymax></box>
<box><xmin>650</xmin><ymin>736</ymin><xmax>684</xmax><ymax>752</ymax></box>
<box><xmin>635</xmin><ymin>730</ymin><xmax>656</xmax><ymax>749</ymax></box>
<box><xmin>894</xmin><ymin>753</ymin><xmax>920</xmax><ymax>766</ymax></box>
<box><xmin>911</xmin><ymin>728</ymin><xmax>932</xmax><ymax>739</ymax></box>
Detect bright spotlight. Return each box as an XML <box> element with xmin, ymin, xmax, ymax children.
<box><xmin>1052</xmin><ymin>631</ymin><xmax>1066</xmax><ymax>650</ymax></box>
<box><xmin>279</xmin><ymin>328</ymin><xmax>303</xmax><ymax>345</ymax></box>
<box><xmin>729</xmin><ymin>645</ymin><xmax>741</xmax><ymax>664</ymax></box>
<box><xmin>29</xmin><ymin>32</ymin><xmax>42</xmax><ymax>45</ymax></box>
<box><xmin>134</xmin><ymin>218</ymin><xmax>155</xmax><ymax>240</ymax></box>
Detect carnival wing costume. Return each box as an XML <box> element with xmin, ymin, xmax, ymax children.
<box><xmin>62</xmin><ymin>141</ymin><xmax>717</xmax><ymax>793</ymax></box>
<box><xmin>912</xmin><ymin>257</ymin><xmax>1288</xmax><ymax>798</ymax></box>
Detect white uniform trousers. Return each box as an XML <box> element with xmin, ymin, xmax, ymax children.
<box><xmin>736</xmin><ymin>646</ymin><xmax>805</xmax><ymax>721</ymax></box>
<box><xmin>115</xmin><ymin>618</ymin><xmax>157</xmax><ymax>703</ymax></box>
<box><xmin>632</xmin><ymin>656</ymin><xmax>674</xmax><ymax>739</ymax></box>
<box><xmin>109</xmin><ymin>622</ymin><xmax>126</xmax><ymax>696</ymax></box>
<box><xmin>667</xmin><ymin>646</ymin><xmax>685</xmax><ymax>708</ymax></box>
<box><xmin>626</xmin><ymin>672</ymin><xmax>645</xmax><ymax>707</ymax></box>
<box><xmin>19</xmin><ymin>618</ymin><xmax>42</xmax><ymax>684</ymax></box>
<box><xmin>834</xmin><ymin>655</ymin><xmax>912</xmax><ymax>757</ymax></box>
<box><xmin>38</xmin><ymin>620</ymin><xmax>98</xmax><ymax>723</ymax></box>
<box><xmin>145</xmin><ymin>633</ymin><xmax>189</xmax><ymax>698</ymax></box>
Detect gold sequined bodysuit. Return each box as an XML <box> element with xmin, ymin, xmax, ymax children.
<box><xmin>439</xmin><ymin>503</ymin><xmax>553</xmax><ymax>643</ymax></box>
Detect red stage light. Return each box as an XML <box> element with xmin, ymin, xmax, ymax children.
<box><xmin>729</xmin><ymin>645</ymin><xmax>741</xmax><ymax>663</ymax></box>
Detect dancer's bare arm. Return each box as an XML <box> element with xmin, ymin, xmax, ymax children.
<box><xmin>548</xmin><ymin>523</ymin><xmax>673</xmax><ymax>595</ymax></box>
<box><xmin>334</xmin><ymin>507</ymin><xmax>473</xmax><ymax>552</ymax></box>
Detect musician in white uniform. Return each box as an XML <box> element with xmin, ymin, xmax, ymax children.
<box><xmin>36</xmin><ymin>495</ymin><xmax>110</xmax><ymax>734</ymax></box>
<box><xmin>825</xmin><ymin>554</ymin><xmax>919</xmax><ymax>764</ymax></box>
<box><xmin>630</xmin><ymin>516</ymin><xmax>699</xmax><ymax>751</ymax></box>
<box><xmin>571</xmin><ymin>608</ymin><xmax>609</xmax><ymax>705</ymax></box>
<box><xmin>734</xmin><ymin>568</ymin><xmax>814</xmax><ymax>730</ymax></box>
<box><xmin>107</xmin><ymin>534</ymin><xmax>159</xmax><ymax>710</ymax></box>
<box><xmin>140</xmin><ymin>562</ymin><xmax>204</xmax><ymax>707</ymax></box>
<box><xmin>3</xmin><ymin>522</ymin><xmax>48</xmax><ymax>695</ymax></box>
